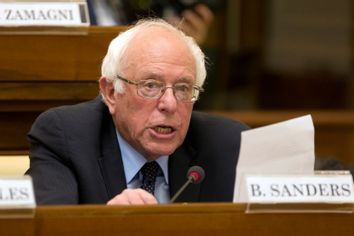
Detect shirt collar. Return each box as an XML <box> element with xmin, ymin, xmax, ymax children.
<box><xmin>116</xmin><ymin>131</ymin><xmax>169</xmax><ymax>185</ymax></box>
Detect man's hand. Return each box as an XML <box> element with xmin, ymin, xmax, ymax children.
<box><xmin>172</xmin><ymin>4</ymin><xmax>214</xmax><ymax>45</ymax></box>
<box><xmin>107</xmin><ymin>189</ymin><xmax>158</xmax><ymax>205</ymax></box>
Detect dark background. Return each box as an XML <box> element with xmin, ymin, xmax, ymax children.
<box><xmin>196</xmin><ymin>0</ymin><xmax>353</xmax><ymax>111</ymax></box>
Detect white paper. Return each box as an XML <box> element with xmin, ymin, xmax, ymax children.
<box><xmin>233</xmin><ymin>115</ymin><xmax>315</xmax><ymax>202</ymax></box>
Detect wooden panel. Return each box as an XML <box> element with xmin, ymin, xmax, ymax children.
<box><xmin>0</xmin><ymin>82</ymin><xmax>98</xmax><ymax>101</ymax></box>
<box><xmin>0</xmin><ymin>204</ymin><xmax>353</xmax><ymax>236</ymax></box>
<box><xmin>0</xmin><ymin>27</ymin><xmax>128</xmax><ymax>153</ymax></box>
<box><xmin>0</xmin><ymin>26</ymin><xmax>125</xmax><ymax>112</ymax></box>
<box><xmin>212</xmin><ymin>110</ymin><xmax>354</xmax><ymax>126</ymax></box>
<box><xmin>0</xmin><ymin>112</ymin><xmax>38</xmax><ymax>152</ymax></box>
<box><xmin>0</xmin><ymin>26</ymin><xmax>125</xmax><ymax>82</ymax></box>
<box><xmin>211</xmin><ymin>110</ymin><xmax>354</xmax><ymax>166</ymax></box>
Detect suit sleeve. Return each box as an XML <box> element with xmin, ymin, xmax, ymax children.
<box><xmin>25</xmin><ymin>109</ymin><xmax>79</xmax><ymax>205</ymax></box>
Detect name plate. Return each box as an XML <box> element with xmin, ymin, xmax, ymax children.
<box><xmin>0</xmin><ymin>176</ymin><xmax>36</xmax><ymax>208</ymax></box>
<box><xmin>246</xmin><ymin>173</ymin><xmax>354</xmax><ymax>203</ymax></box>
<box><xmin>0</xmin><ymin>1</ymin><xmax>89</xmax><ymax>26</ymax></box>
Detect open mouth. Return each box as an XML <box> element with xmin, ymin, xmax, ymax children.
<box><xmin>153</xmin><ymin>126</ymin><xmax>175</xmax><ymax>134</ymax></box>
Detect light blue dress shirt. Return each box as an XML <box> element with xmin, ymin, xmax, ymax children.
<box><xmin>116</xmin><ymin>132</ymin><xmax>170</xmax><ymax>203</ymax></box>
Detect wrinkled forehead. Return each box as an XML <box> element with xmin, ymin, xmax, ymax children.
<box><xmin>122</xmin><ymin>26</ymin><xmax>195</xmax><ymax>69</ymax></box>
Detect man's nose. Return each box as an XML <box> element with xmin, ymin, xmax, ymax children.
<box><xmin>157</xmin><ymin>87</ymin><xmax>178</xmax><ymax>113</ymax></box>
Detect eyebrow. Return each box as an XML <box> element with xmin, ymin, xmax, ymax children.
<box><xmin>175</xmin><ymin>77</ymin><xmax>194</xmax><ymax>83</ymax></box>
<box><xmin>139</xmin><ymin>73</ymin><xmax>163</xmax><ymax>81</ymax></box>
<box><xmin>139</xmin><ymin>74</ymin><xmax>194</xmax><ymax>84</ymax></box>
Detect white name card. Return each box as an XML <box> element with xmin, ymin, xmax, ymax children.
<box><xmin>0</xmin><ymin>2</ymin><xmax>88</xmax><ymax>26</ymax></box>
<box><xmin>246</xmin><ymin>173</ymin><xmax>354</xmax><ymax>203</ymax></box>
<box><xmin>0</xmin><ymin>176</ymin><xmax>36</xmax><ymax>208</ymax></box>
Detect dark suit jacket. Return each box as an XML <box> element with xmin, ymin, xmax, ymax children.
<box><xmin>26</xmin><ymin>97</ymin><xmax>248</xmax><ymax>205</ymax></box>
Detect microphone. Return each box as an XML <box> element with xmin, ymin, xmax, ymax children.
<box><xmin>170</xmin><ymin>166</ymin><xmax>205</xmax><ymax>203</ymax></box>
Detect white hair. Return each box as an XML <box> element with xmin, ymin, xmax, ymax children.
<box><xmin>101</xmin><ymin>18</ymin><xmax>207</xmax><ymax>94</ymax></box>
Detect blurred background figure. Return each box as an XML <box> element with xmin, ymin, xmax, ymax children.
<box><xmin>87</xmin><ymin>0</ymin><xmax>225</xmax><ymax>45</ymax></box>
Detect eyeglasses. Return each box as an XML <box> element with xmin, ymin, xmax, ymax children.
<box><xmin>116</xmin><ymin>75</ymin><xmax>203</xmax><ymax>102</ymax></box>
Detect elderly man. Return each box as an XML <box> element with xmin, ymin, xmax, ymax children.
<box><xmin>26</xmin><ymin>19</ymin><xmax>248</xmax><ymax>205</ymax></box>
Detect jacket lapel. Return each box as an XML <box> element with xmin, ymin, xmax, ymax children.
<box><xmin>98</xmin><ymin>110</ymin><xmax>127</xmax><ymax>200</ymax></box>
<box><xmin>168</xmin><ymin>142</ymin><xmax>201</xmax><ymax>202</ymax></box>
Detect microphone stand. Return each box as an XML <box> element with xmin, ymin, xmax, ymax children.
<box><xmin>170</xmin><ymin>175</ymin><xmax>194</xmax><ymax>203</ymax></box>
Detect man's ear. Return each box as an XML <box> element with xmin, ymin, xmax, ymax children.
<box><xmin>99</xmin><ymin>77</ymin><xmax>116</xmax><ymax>114</ymax></box>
